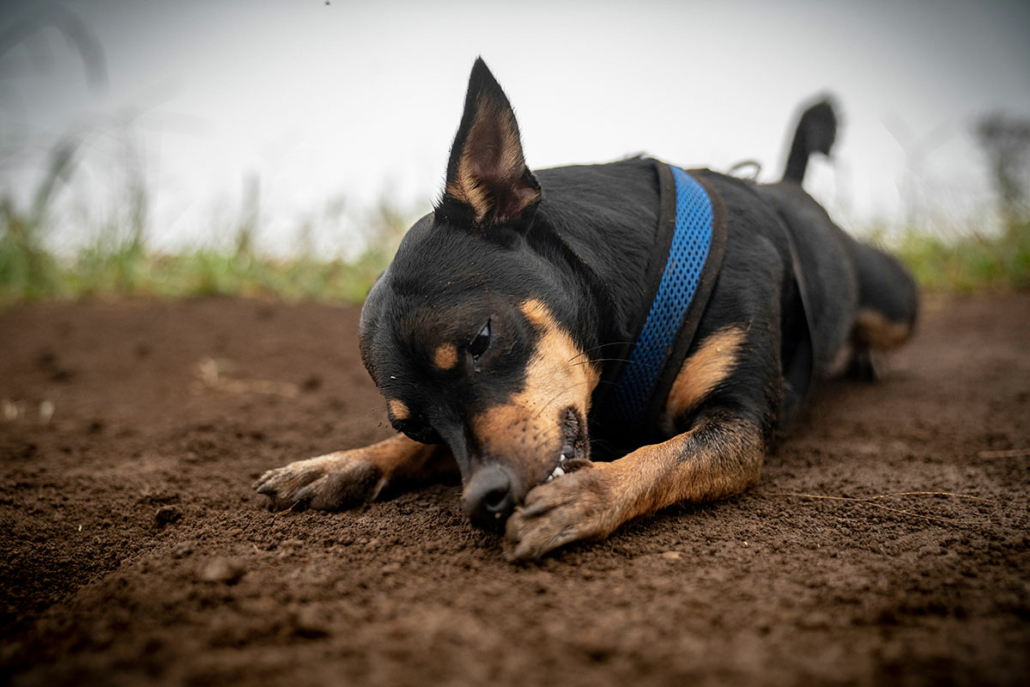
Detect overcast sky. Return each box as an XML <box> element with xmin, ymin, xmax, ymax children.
<box><xmin>1</xmin><ymin>0</ymin><xmax>1029</xmax><ymax>254</ymax></box>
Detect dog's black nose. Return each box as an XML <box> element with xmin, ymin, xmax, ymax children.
<box><xmin>463</xmin><ymin>464</ymin><xmax>517</xmax><ymax>527</ymax></box>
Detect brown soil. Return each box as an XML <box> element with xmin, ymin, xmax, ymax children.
<box><xmin>1</xmin><ymin>295</ymin><xmax>1028</xmax><ymax>686</ymax></box>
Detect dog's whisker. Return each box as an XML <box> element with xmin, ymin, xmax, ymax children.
<box><xmin>527</xmin><ymin>378</ymin><xmax>596</xmax><ymax>424</ymax></box>
<box><xmin>567</xmin><ymin>341</ymin><xmax>635</xmax><ymax>363</ymax></box>
<box><xmin>571</xmin><ymin>357</ymin><xmax>634</xmax><ymax>367</ymax></box>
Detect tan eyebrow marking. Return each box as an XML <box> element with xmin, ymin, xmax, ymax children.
<box><xmin>388</xmin><ymin>399</ymin><xmax>410</xmax><ymax>421</ymax></box>
<box><xmin>433</xmin><ymin>343</ymin><xmax>459</xmax><ymax>370</ymax></box>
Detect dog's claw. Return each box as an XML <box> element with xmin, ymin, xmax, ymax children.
<box><xmin>504</xmin><ymin>464</ymin><xmax>614</xmax><ymax>561</ymax></box>
<box><xmin>253</xmin><ymin>453</ymin><xmax>381</xmax><ymax>512</ymax></box>
<box><xmin>521</xmin><ymin>499</ymin><xmax>560</xmax><ymax>519</ymax></box>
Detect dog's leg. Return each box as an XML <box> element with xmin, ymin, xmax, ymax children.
<box><xmin>505</xmin><ymin>409</ymin><xmax>764</xmax><ymax>560</ymax></box>
<box><xmin>254</xmin><ymin>435</ymin><xmax>456</xmax><ymax>511</ymax></box>
<box><xmin>507</xmin><ymin>241</ymin><xmax>785</xmax><ymax>561</ymax></box>
<box><xmin>842</xmin><ymin>241</ymin><xmax>919</xmax><ymax>381</ymax></box>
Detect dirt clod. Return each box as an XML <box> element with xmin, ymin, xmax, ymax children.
<box><xmin>197</xmin><ymin>557</ymin><xmax>246</xmax><ymax>584</ymax></box>
<box><xmin>154</xmin><ymin>506</ymin><xmax>182</xmax><ymax>527</ymax></box>
<box><xmin>290</xmin><ymin>605</ymin><xmax>330</xmax><ymax>638</ymax></box>
<box><xmin>171</xmin><ymin>542</ymin><xmax>194</xmax><ymax>559</ymax></box>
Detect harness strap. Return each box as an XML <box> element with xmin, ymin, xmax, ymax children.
<box><xmin>594</xmin><ymin>160</ymin><xmax>727</xmax><ymax>445</ymax></box>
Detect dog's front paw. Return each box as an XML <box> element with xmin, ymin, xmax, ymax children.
<box><xmin>254</xmin><ymin>452</ymin><xmax>383</xmax><ymax>511</ymax></box>
<box><xmin>504</xmin><ymin>463</ymin><xmax>622</xmax><ymax>561</ymax></box>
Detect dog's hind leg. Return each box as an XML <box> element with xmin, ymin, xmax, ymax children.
<box><xmin>254</xmin><ymin>435</ymin><xmax>457</xmax><ymax>511</ymax></box>
<box><xmin>843</xmin><ymin>241</ymin><xmax>919</xmax><ymax>380</ymax></box>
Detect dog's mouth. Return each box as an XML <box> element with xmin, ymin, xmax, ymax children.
<box><xmin>543</xmin><ymin>407</ymin><xmax>590</xmax><ymax>484</ymax></box>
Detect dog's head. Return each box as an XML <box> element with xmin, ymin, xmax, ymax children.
<box><xmin>359</xmin><ymin>59</ymin><xmax>600</xmax><ymax>528</ymax></box>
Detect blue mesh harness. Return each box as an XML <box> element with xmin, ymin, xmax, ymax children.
<box><xmin>595</xmin><ymin>161</ymin><xmax>727</xmax><ymax>444</ymax></box>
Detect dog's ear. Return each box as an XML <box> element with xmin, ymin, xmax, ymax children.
<box><xmin>439</xmin><ymin>58</ymin><xmax>541</xmax><ymax>227</ymax></box>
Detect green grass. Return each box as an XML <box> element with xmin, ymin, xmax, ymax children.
<box><xmin>886</xmin><ymin>219</ymin><xmax>1030</xmax><ymax>293</ymax></box>
<box><xmin>0</xmin><ymin>156</ymin><xmax>414</xmax><ymax>307</ymax></box>
<box><xmin>3</xmin><ymin>216</ymin><xmax>1029</xmax><ymax>309</ymax></box>
<box><xmin>2</xmin><ymin>135</ymin><xmax>1027</xmax><ymax>307</ymax></box>
<box><xmin>0</xmin><ymin>238</ymin><xmax>402</xmax><ymax>307</ymax></box>
<box><xmin>6</xmin><ymin>120</ymin><xmax>1030</xmax><ymax>306</ymax></box>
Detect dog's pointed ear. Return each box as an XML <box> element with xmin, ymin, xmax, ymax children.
<box><xmin>439</xmin><ymin>58</ymin><xmax>541</xmax><ymax>227</ymax></box>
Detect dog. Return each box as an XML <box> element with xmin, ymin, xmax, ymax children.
<box><xmin>255</xmin><ymin>59</ymin><xmax>918</xmax><ymax>561</ymax></box>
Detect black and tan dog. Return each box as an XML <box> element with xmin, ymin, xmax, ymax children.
<box><xmin>255</xmin><ymin>59</ymin><xmax>917</xmax><ymax>560</ymax></box>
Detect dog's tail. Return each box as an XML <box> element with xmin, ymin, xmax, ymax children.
<box><xmin>782</xmin><ymin>99</ymin><xmax>837</xmax><ymax>184</ymax></box>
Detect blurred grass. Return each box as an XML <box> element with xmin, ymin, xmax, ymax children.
<box><xmin>3</xmin><ymin>209</ymin><xmax>1029</xmax><ymax>308</ymax></box>
<box><xmin>0</xmin><ymin>162</ymin><xmax>413</xmax><ymax>306</ymax></box>
<box><xmin>0</xmin><ymin>128</ymin><xmax>419</xmax><ymax>308</ymax></box>
<box><xmin>0</xmin><ymin>222</ymin><xmax>405</xmax><ymax>307</ymax></box>
<box><xmin>0</xmin><ymin>235</ymin><xmax>410</xmax><ymax>308</ymax></box>
<box><xmin>876</xmin><ymin>217</ymin><xmax>1030</xmax><ymax>293</ymax></box>
<box><xmin>1</xmin><ymin>132</ymin><xmax>1028</xmax><ymax>306</ymax></box>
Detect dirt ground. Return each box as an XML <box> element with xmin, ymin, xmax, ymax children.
<box><xmin>1</xmin><ymin>294</ymin><xmax>1028</xmax><ymax>686</ymax></box>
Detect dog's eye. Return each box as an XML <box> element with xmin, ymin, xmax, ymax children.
<box><xmin>469</xmin><ymin>319</ymin><xmax>491</xmax><ymax>359</ymax></box>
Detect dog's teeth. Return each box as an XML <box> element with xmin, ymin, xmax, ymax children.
<box><xmin>545</xmin><ymin>475</ymin><xmax>554</xmax><ymax>482</ymax></box>
<box><xmin>551</xmin><ymin>466</ymin><xmax>565</xmax><ymax>479</ymax></box>
<box><xmin>559</xmin><ymin>454</ymin><xmax>567</xmax><ymax>463</ymax></box>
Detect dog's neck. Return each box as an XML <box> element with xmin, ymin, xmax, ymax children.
<box><xmin>532</xmin><ymin>158</ymin><xmax>663</xmax><ymax>365</ymax></box>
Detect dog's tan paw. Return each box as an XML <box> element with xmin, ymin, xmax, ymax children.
<box><xmin>504</xmin><ymin>463</ymin><xmax>620</xmax><ymax>561</ymax></box>
<box><xmin>254</xmin><ymin>452</ymin><xmax>383</xmax><ymax>511</ymax></box>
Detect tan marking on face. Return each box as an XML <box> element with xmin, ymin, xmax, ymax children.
<box><xmin>521</xmin><ymin>299</ymin><xmax>549</xmax><ymax>327</ymax></box>
<box><xmin>433</xmin><ymin>343</ymin><xmax>459</xmax><ymax>370</ymax></box>
<box><xmin>852</xmin><ymin>309</ymin><xmax>912</xmax><ymax>351</ymax></box>
<box><xmin>471</xmin><ymin>299</ymin><xmax>598</xmax><ymax>485</ymax></box>
<box><xmin>660</xmin><ymin>327</ymin><xmax>746</xmax><ymax>432</ymax></box>
<box><xmin>388</xmin><ymin>399</ymin><xmax>410</xmax><ymax>421</ymax></box>
<box><xmin>445</xmin><ymin>94</ymin><xmax>540</xmax><ymax>224</ymax></box>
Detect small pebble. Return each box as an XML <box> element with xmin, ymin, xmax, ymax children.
<box><xmin>172</xmin><ymin>541</ymin><xmax>194</xmax><ymax>558</ymax></box>
<box><xmin>197</xmin><ymin>557</ymin><xmax>246</xmax><ymax>584</ymax></box>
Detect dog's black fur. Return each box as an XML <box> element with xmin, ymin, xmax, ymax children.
<box><xmin>255</xmin><ymin>59</ymin><xmax>918</xmax><ymax>560</ymax></box>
